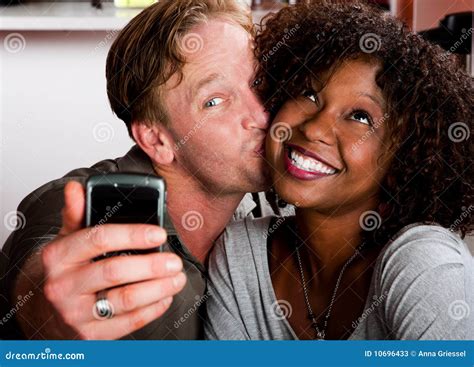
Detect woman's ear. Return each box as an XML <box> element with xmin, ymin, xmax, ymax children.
<box><xmin>131</xmin><ymin>122</ymin><xmax>175</xmax><ymax>165</ymax></box>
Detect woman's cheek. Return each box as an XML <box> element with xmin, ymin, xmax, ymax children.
<box><xmin>345</xmin><ymin>137</ymin><xmax>386</xmax><ymax>181</ymax></box>
<box><xmin>265</xmin><ymin>132</ymin><xmax>283</xmax><ymax>169</ymax></box>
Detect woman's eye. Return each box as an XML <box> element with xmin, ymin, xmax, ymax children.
<box><xmin>204</xmin><ymin>97</ymin><xmax>224</xmax><ymax>108</ymax></box>
<box><xmin>251</xmin><ymin>78</ymin><xmax>262</xmax><ymax>88</ymax></box>
<box><xmin>350</xmin><ymin>110</ymin><xmax>372</xmax><ymax>126</ymax></box>
<box><xmin>302</xmin><ymin>90</ymin><xmax>318</xmax><ymax>104</ymax></box>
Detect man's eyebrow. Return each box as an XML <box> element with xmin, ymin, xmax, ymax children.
<box><xmin>192</xmin><ymin>73</ymin><xmax>222</xmax><ymax>97</ymax></box>
<box><xmin>358</xmin><ymin>92</ymin><xmax>385</xmax><ymax>109</ymax></box>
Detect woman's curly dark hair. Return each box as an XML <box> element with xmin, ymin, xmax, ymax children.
<box><xmin>255</xmin><ymin>0</ymin><xmax>473</xmax><ymax>245</ymax></box>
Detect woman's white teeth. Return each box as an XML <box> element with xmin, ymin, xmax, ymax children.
<box><xmin>290</xmin><ymin>149</ymin><xmax>336</xmax><ymax>174</ymax></box>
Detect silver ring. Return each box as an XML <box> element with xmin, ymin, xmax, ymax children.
<box><xmin>94</xmin><ymin>290</ymin><xmax>114</xmax><ymax>320</ymax></box>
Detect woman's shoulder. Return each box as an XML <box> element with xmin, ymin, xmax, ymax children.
<box><xmin>369</xmin><ymin>224</ymin><xmax>473</xmax><ymax>339</ymax></box>
<box><xmin>377</xmin><ymin>223</ymin><xmax>472</xmax><ymax>268</ymax></box>
<box><xmin>373</xmin><ymin>223</ymin><xmax>473</xmax><ymax>307</ymax></box>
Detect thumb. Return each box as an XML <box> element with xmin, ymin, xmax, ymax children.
<box><xmin>59</xmin><ymin>180</ymin><xmax>85</xmax><ymax>236</ymax></box>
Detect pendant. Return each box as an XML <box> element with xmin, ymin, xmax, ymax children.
<box><xmin>315</xmin><ymin>330</ymin><xmax>325</xmax><ymax>340</ymax></box>
<box><xmin>311</xmin><ymin>323</ymin><xmax>325</xmax><ymax>340</ymax></box>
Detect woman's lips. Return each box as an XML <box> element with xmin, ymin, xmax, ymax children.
<box><xmin>286</xmin><ymin>143</ymin><xmax>339</xmax><ymax>171</ymax></box>
<box><xmin>283</xmin><ymin>146</ymin><xmax>338</xmax><ymax>181</ymax></box>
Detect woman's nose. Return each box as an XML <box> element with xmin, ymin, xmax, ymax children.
<box><xmin>298</xmin><ymin>112</ymin><xmax>337</xmax><ymax>145</ymax></box>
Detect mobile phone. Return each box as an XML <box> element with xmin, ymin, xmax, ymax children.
<box><xmin>85</xmin><ymin>173</ymin><xmax>167</xmax><ymax>258</ymax></box>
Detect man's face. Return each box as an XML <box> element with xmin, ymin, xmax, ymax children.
<box><xmin>162</xmin><ymin>19</ymin><xmax>270</xmax><ymax>196</ymax></box>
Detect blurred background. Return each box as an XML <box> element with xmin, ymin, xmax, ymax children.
<box><xmin>0</xmin><ymin>0</ymin><xmax>473</xmax><ymax>248</ymax></box>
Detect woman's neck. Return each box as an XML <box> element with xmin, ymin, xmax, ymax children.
<box><xmin>294</xmin><ymin>199</ymin><xmax>379</xmax><ymax>281</ymax></box>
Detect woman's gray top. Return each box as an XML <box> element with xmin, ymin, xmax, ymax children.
<box><xmin>205</xmin><ymin>217</ymin><xmax>473</xmax><ymax>340</ymax></box>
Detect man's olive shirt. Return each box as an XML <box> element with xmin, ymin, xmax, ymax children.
<box><xmin>0</xmin><ymin>145</ymin><xmax>291</xmax><ymax>340</ymax></box>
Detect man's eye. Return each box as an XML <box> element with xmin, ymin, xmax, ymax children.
<box><xmin>302</xmin><ymin>90</ymin><xmax>317</xmax><ymax>104</ymax></box>
<box><xmin>204</xmin><ymin>97</ymin><xmax>224</xmax><ymax>108</ymax></box>
<box><xmin>350</xmin><ymin>110</ymin><xmax>372</xmax><ymax>126</ymax></box>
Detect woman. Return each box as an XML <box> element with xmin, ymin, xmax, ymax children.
<box><xmin>205</xmin><ymin>0</ymin><xmax>473</xmax><ymax>339</ymax></box>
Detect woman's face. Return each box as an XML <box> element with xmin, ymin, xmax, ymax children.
<box><xmin>266</xmin><ymin>59</ymin><xmax>390</xmax><ymax>215</ymax></box>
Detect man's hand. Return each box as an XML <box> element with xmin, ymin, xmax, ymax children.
<box><xmin>15</xmin><ymin>181</ymin><xmax>186</xmax><ymax>339</ymax></box>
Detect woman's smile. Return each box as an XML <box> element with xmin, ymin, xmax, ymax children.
<box><xmin>284</xmin><ymin>143</ymin><xmax>340</xmax><ymax>181</ymax></box>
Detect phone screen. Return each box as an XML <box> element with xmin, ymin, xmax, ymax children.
<box><xmin>89</xmin><ymin>185</ymin><xmax>160</xmax><ymax>226</ymax></box>
<box><xmin>87</xmin><ymin>178</ymin><xmax>165</xmax><ymax>258</ymax></box>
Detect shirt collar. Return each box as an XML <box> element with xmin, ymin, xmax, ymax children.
<box><xmin>233</xmin><ymin>193</ymin><xmax>257</xmax><ymax>221</ymax></box>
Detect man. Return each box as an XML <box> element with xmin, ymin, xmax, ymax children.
<box><xmin>0</xmin><ymin>0</ymin><xmax>290</xmax><ymax>340</ymax></box>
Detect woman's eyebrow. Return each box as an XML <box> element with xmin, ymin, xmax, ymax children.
<box><xmin>357</xmin><ymin>92</ymin><xmax>385</xmax><ymax>109</ymax></box>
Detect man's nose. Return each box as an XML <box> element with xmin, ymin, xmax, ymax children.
<box><xmin>242</xmin><ymin>90</ymin><xmax>270</xmax><ymax>131</ymax></box>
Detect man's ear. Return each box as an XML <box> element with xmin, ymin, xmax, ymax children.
<box><xmin>131</xmin><ymin>122</ymin><xmax>175</xmax><ymax>165</ymax></box>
